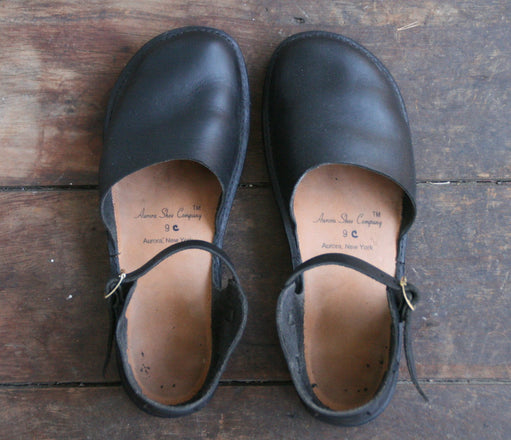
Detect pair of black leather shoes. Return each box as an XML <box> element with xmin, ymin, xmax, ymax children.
<box><xmin>99</xmin><ymin>26</ymin><xmax>425</xmax><ymax>426</ymax></box>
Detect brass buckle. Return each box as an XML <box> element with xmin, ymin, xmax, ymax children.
<box><xmin>400</xmin><ymin>276</ymin><xmax>415</xmax><ymax>311</ymax></box>
<box><xmin>104</xmin><ymin>271</ymin><xmax>126</xmax><ymax>299</ymax></box>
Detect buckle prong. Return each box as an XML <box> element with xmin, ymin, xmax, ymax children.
<box><xmin>400</xmin><ymin>276</ymin><xmax>415</xmax><ymax>311</ymax></box>
<box><xmin>104</xmin><ymin>271</ymin><xmax>126</xmax><ymax>299</ymax></box>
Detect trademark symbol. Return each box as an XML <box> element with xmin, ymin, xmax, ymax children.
<box><xmin>373</xmin><ymin>211</ymin><xmax>381</xmax><ymax>218</ymax></box>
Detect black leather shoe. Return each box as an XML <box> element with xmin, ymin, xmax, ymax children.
<box><xmin>263</xmin><ymin>31</ymin><xmax>426</xmax><ymax>426</ymax></box>
<box><xmin>99</xmin><ymin>27</ymin><xmax>249</xmax><ymax>417</ymax></box>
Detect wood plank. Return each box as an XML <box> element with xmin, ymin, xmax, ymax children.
<box><xmin>0</xmin><ymin>384</ymin><xmax>509</xmax><ymax>439</ymax></box>
<box><xmin>407</xmin><ymin>182</ymin><xmax>511</xmax><ymax>379</ymax></box>
<box><xmin>0</xmin><ymin>190</ymin><xmax>112</xmax><ymax>382</ymax></box>
<box><xmin>0</xmin><ymin>1</ymin><xmax>509</xmax><ymax>185</ymax></box>
<box><xmin>0</xmin><ymin>182</ymin><xmax>510</xmax><ymax>382</ymax></box>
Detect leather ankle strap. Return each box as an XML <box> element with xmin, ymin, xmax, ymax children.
<box><xmin>285</xmin><ymin>252</ymin><xmax>428</xmax><ymax>402</ymax></box>
<box><xmin>105</xmin><ymin>239</ymin><xmax>240</xmax><ymax>296</ymax></box>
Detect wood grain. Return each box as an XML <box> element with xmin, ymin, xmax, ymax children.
<box><xmin>408</xmin><ymin>182</ymin><xmax>511</xmax><ymax>379</ymax></box>
<box><xmin>0</xmin><ymin>183</ymin><xmax>510</xmax><ymax>382</ymax></box>
<box><xmin>0</xmin><ymin>190</ymin><xmax>112</xmax><ymax>382</ymax></box>
<box><xmin>0</xmin><ymin>384</ymin><xmax>508</xmax><ymax>439</ymax></box>
<box><xmin>0</xmin><ymin>1</ymin><xmax>509</xmax><ymax>185</ymax></box>
<box><xmin>0</xmin><ymin>1</ymin><xmax>510</xmax><ymax>435</ymax></box>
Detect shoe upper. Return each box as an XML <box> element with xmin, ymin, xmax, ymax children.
<box><xmin>100</xmin><ymin>27</ymin><xmax>249</xmax><ymax>210</ymax></box>
<box><xmin>264</xmin><ymin>31</ymin><xmax>416</xmax><ymax>234</ymax></box>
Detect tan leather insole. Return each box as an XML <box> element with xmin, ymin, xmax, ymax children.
<box><xmin>293</xmin><ymin>164</ymin><xmax>402</xmax><ymax>411</ymax></box>
<box><xmin>111</xmin><ymin>161</ymin><xmax>221</xmax><ymax>405</ymax></box>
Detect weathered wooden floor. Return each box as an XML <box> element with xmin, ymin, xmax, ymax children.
<box><xmin>0</xmin><ymin>1</ymin><xmax>510</xmax><ymax>438</ymax></box>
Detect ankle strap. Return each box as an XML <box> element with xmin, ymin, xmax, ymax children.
<box><xmin>285</xmin><ymin>252</ymin><xmax>428</xmax><ymax>402</ymax></box>
<box><xmin>105</xmin><ymin>239</ymin><xmax>240</xmax><ymax>298</ymax></box>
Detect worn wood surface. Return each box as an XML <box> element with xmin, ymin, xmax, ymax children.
<box><xmin>0</xmin><ymin>1</ymin><xmax>510</xmax><ymax>185</ymax></box>
<box><xmin>0</xmin><ymin>184</ymin><xmax>510</xmax><ymax>384</ymax></box>
<box><xmin>0</xmin><ymin>384</ymin><xmax>509</xmax><ymax>439</ymax></box>
<box><xmin>0</xmin><ymin>0</ymin><xmax>509</xmax><ymax>438</ymax></box>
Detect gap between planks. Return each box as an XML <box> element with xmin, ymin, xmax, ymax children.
<box><xmin>0</xmin><ymin>378</ymin><xmax>510</xmax><ymax>390</ymax></box>
<box><xmin>0</xmin><ymin>180</ymin><xmax>510</xmax><ymax>193</ymax></box>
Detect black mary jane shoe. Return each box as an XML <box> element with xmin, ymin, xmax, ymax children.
<box><xmin>263</xmin><ymin>31</ymin><xmax>427</xmax><ymax>426</ymax></box>
<box><xmin>99</xmin><ymin>27</ymin><xmax>249</xmax><ymax>417</ymax></box>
